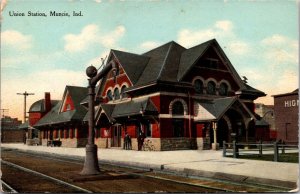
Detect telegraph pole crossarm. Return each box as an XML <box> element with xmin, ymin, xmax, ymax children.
<box><xmin>17</xmin><ymin>91</ymin><xmax>35</xmax><ymax>122</ymax></box>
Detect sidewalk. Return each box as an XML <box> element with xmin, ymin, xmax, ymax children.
<box><xmin>1</xmin><ymin>143</ymin><xmax>299</xmax><ymax>189</ymax></box>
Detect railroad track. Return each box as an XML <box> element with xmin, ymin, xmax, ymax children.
<box><xmin>1</xmin><ymin>160</ymin><xmax>92</xmax><ymax>193</ymax></box>
<box><xmin>1</xmin><ymin>148</ymin><xmax>293</xmax><ymax>193</ymax></box>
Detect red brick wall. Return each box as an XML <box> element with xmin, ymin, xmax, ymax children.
<box><xmin>2</xmin><ymin>130</ymin><xmax>25</xmax><ymax>143</ymax></box>
<box><xmin>125</xmin><ymin>124</ymin><xmax>137</xmax><ymax>138</ymax></box>
<box><xmin>151</xmin><ymin>123</ymin><xmax>160</xmax><ymax>138</ymax></box>
<box><xmin>196</xmin><ymin>123</ymin><xmax>205</xmax><ymax>137</ymax></box>
<box><xmin>274</xmin><ymin>93</ymin><xmax>298</xmax><ymax>143</ymax></box>
<box><xmin>180</xmin><ymin>47</ymin><xmax>241</xmax><ymax>92</ymax></box>
<box><xmin>150</xmin><ymin>95</ymin><xmax>161</xmax><ymax>112</ymax></box>
<box><xmin>101</xmin><ymin>69</ymin><xmax>132</xmax><ymax>98</ymax></box>
<box><xmin>29</xmin><ymin>112</ymin><xmax>44</xmax><ymax>126</ymax></box>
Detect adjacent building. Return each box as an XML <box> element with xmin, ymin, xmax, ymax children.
<box><xmin>1</xmin><ymin>116</ymin><xmax>24</xmax><ymax>143</ymax></box>
<box><xmin>19</xmin><ymin>92</ymin><xmax>59</xmax><ymax>145</ymax></box>
<box><xmin>273</xmin><ymin>89</ymin><xmax>299</xmax><ymax>144</ymax></box>
<box><xmin>254</xmin><ymin>103</ymin><xmax>275</xmax><ymax>141</ymax></box>
<box><xmin>34</xmin><ymin>86</ymin><xmax>89</xmax><ymax>147</ymax></box>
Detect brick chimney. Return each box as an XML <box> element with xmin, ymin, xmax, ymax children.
<box><xmin>44</xmin><ymin>92</ymin><xmax>51</xmax><ymax>112</ymax></box>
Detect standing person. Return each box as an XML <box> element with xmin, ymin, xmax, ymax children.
<box><xmin>124</xmin><ymin>132</ymin><xmax>129</xmax><ymax>150</ymax></box>
<box><xmin>138</xmin><ymin>130</ymin><xmax>146</xmax><ymax>151</ymax></box>
<box><xmin>128</xmin><ymin>133</ymin><xmax>132</xmax><ymax>150</ymax></box>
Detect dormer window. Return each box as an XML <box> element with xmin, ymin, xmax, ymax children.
<box><xmin>107</xmin><ymin>90</ymin><xmax>113</xmax><ymax>101</ymax></box>
<box><xmin>219</xmin><ymin>83</ymin><xmax>229</xmax><ymax>96</ymax></box>
<box><xmin>194</xmin><ymin>79</ymin><xmax>203</xmax><ymax>94</ymax></box>
<box><xmin>121</xmin><ymin>85</ymin><xmax>127</xmax><ymax>99</ymax></box>
<box><xmin>207</xmin><ymin>81</ymin><xmax>216</xmax><ymax>95</ymax></box>
<box><xmin>114</xmin><ymin>88</ymin><xmax>120</xmax><ymax>100</ymax></box>
<box><xmin>66</xmin><ymin>104</ymin><xmax>71</xmax><ymax>111</ymax></box>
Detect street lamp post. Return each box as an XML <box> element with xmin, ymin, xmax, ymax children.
<box><xmin>80</xmin><ymin>61</ymin><xmax>118</xmax><ymax>175</ymax></box>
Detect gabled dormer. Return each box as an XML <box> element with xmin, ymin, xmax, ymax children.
<box><xmin>97</xmin><ymin>49</ymin><xmax>149</xmax><ymax>103</ymax></box>
<box><xmin>60</xmin><ymin>90</ymin><xmax>75</xmax><ymax>112</ymax></box>
<box><xmin>59</xmin><ymin>85</ymin><xmax>88</xmax><ymax>113</ymax></box>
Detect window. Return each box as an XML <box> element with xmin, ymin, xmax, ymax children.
<box><xmin>194</xmin><ymin>79</ymin><xmax>203</xmax><ymax>94</ymax></box>
<box><xmin>172</xmin><ymin>101</ymin><xmax>184</xmax><ymax>115</ymax></box>
<box><xmin>114</xmin><ymin>88</ymin><xmax>120</xmax><ymax>100</ymax></box>
<box><xmin>66</xmin><ymin>104</ymin><xmax>71</xmax><ymax>111</ymax></box>
<box><xmin>207</xmin><ymin>81</ymin><xmax>216</xmax><ymax>95</ymax></box>
<box><xmin>121</xmin><ymin>85</ymin><xmax>127</xmax><ymax>99</ymax></box>
<box><xmin>107</xmin><ymin>90</ymin><xmax>113</xmax><ymax>101</ymax></box>
<box><xmin>219</xmin><ymin>83</ymin><xmax>228</xmax><ymax>96</ymax></box>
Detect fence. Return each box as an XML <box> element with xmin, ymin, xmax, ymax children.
<box><xmin>223</xmin><ymin>140</ymin><xmax>298</xmax><ymax>162</ymax></box>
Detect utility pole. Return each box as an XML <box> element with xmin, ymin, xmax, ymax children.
<box><xmin>17</xmin><ymin>91</ymin><xmax>34</xmax><ymax>122</ymax></box>
<box><xmin>0</xmin><ymin>109</ymin><xmax>9</xmax><ymax>118</ymax></box>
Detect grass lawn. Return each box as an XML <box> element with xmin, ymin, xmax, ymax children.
<box><xmin>231</xmin><ymin>153</ymin><xmax>299</xmax><ymax>163</ymax></box>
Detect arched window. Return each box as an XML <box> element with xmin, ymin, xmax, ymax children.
<box><xmin>172</xmin><ymin>101</ymin><xmax>184</xmax><ymax>115</ymax></box>
<box><xmin>107</xmin><ymin>90</ymin><xmax>113</xmax><ymax>101</ymax></box>
<box><xmin>121</xmin><ymin>85</ymin><xmax>127</xmax><ymax>99</ymax></box>
<box><xmin>194</xmin><ymin>79</ymin><xmax>203</xmax><ymax>94</ymax></box>
<box><xmin>114</xmin><ymin>87</ymin><xmax>120</xmax><ymax>100</ymax></box>
<box><xmin>219</xmin><ymin>83</ymin><xmax>228</xmax><ymax>96</ymax></box>
<box><xmin>207</xmin><ymin>81</ymin><xmax>216</xmax><ymax>95</ymax></box>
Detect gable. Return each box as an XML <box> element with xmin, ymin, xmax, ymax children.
<box><xmin>179</xmin><ymin>40</ymin><xmax>245</xmax><ymax>91</ymax></box>
<box><xmin>99</xmin><ymin>56</ymin><xmax>132</xmax><ymax>100</ymax></box>
<box><xmin>196</xmin><ymin>46</ymin><xmax>228</xmax><ymax>71</ymax></box>
<box><xmin>61</xmin><ymin>91</ymin><xmax>75</xmax><ymax>112</ymax></box>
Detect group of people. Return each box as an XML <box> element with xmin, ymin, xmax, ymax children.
<box><xmin>124</xmin><ymin>131</ymin><xmax>146</xmax><ymax>151</ymax></box>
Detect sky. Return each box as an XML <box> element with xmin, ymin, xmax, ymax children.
<box><xmin>1</xmin><ymin>0</ymin><xmax>299</xmax><ymax>122</ymax></box>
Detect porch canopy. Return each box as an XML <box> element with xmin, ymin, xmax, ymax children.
<box><xmin>95</xmin><ymin>97</ymin><xmax>158</xmax><ymax>124</ymax></box>
<box><xmin>194</xmin><ymin>96</ymin><xmax>255</xmax><ymax>122</ymax></box>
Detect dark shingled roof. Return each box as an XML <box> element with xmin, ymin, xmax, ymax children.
<box><xmin>98</xmin><ymin>39</ymin><xmax>265</xmax><ymax>99</ymax></box>
<box><xmin>177</xmin><ymin>39</ymin><xmax>212</xmax><ymax>81</ymax></box>
<box><xmin>197</xmin><ymin>97</ymin><xmax>237</xmax><ymax>121</ymax></box>
<box><xmin>242</xmin><ymin>83</ymin><xmax>266</xmax><ymax>96</ymax></box>
<box><xmin>18</xmin><ymin>120</ymin><xmax>29</xmax><ymax>129</ymax></box>
<box><xmin>29</xmin><ymin>100</ymin><xmax>59</xmax><ymax>112</ymax></box>
<box><xmin>94</xmin><ymin>97</ymin><xmax>158</xmax><ymax>123</ymax></box>
<box><xmin>112</xmin><ymin>50</ymin><xmax>150</xmax><ymax>85</ymax></box>
<box><xmin>255</xmin><ymin>119</ymin><xmax>270</xmax><ymax>126</ymax></box>
<box><xmin>34</xmin><ymin>86</ymin><xmax>88</xmax><ymax>127</ymax></box>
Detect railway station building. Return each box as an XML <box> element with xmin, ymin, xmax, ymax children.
<box><xmin>33</xmin><ymin>39</ymin><xmax>266</xmax><ymax>150</ymax></box>
<box><xmin>273</xmin><ymin>89</ymin><xmax>299</xmax><ymax>144</ymax></box>
<box><xmin>34</xmin><ymin>86</ymin><xmax>89</xmax><ymax>147</ymax></box>
<box><xmin>85</xmin><ymin>39</ymin><xmax>265</xmax><ymax>150</ymax></box>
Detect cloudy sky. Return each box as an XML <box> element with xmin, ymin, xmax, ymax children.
<box><xmin>1</xmin><ymin>0</ymin><xmax>298</xmax><ymax>122</ymax></box>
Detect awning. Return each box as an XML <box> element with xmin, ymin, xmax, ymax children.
<box><xmin>95</xmin><ymin>97</ymin><xmax>158</xmax><ymax>124</ymax></box>
<box><xmin>194</xmin><ymin>97</ymin><xmax>255</xmax><ymax>122</ymax></box>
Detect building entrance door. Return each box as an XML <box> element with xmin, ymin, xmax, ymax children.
<box><xmin>112</xmin><ymin>125</ymin><xmax>121</xmax><ymax>147</ymax></box>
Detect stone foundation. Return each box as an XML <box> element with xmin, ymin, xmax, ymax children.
<box><xmin>160</xmin><ymin>138</ymin><xmax>197</xmax><ymax>151</ymax></box>
<box><xmin>196</xmin><ymin>137</ymin><xmax>204</xmax><ymax>150</ymax></box>
<box><xmin>95</xmin><ymin>138</ymin><xmax>111</xmax><ymax>148</ymax></box>
<box><xmin>142</xmin><ymin>138</ymin><xmax>161</xmax><ymax>151</ymax></box>
<box><xmin>41</xmin><ymin>138</ymin><xmax>87</xmax><ymax>147</ymax></box>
